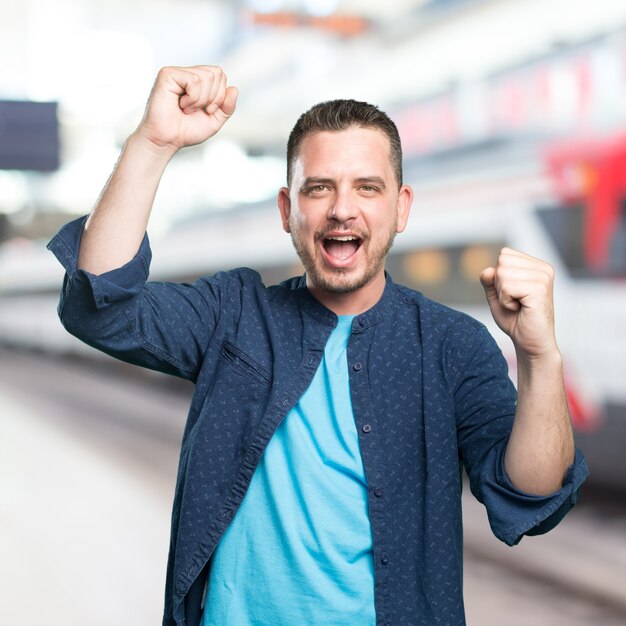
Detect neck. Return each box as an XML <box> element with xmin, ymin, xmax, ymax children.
<box><xmin>307</xmin><ymin>272</ymin><xmax>386</xmax><ymax>316</ymax></box>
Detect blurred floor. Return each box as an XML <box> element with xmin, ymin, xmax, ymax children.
<box><xmin>464</xmin><ymin>557</ymin><xmax>626</xmax><ymax>626</ymax></box>
<box><xmin>0</xmin><ymin>387</ymin><xmax>173</xmax><ymax>625</ymax></box>
<box><xmin>463</xmin><ymin>485</ymin><xmax>626</xmax><ymax>625</ymax></box>
<box><xmin>0</xmin><ymin>348</ymin><xmax>625</xmax><ymax>625</ymax></box>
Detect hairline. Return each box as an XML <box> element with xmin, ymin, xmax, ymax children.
<box><xmin>287</xmin><ymin>123</ymin><xmax>402</xmax><ymax>190</ymax></box>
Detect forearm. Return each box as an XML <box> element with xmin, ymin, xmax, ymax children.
<box><xmin>504</xmin><ymin>349</ymin><xmax>575</xmax><ymax>495</ymax></box>
<box><xmin>77</xmin><ymin>133</ymin><xmax>176</xmax><ymax>275</ymax></box>
<box><xmin>77</xmin><ymin>66</ymin><xmax>237</xmax><ymax>275</ymax></box>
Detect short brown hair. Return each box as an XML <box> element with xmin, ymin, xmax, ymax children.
<box><xmin>286</xmin><ymin>99</ymin><xmax>403</xmax><ymax>188</ymax></box>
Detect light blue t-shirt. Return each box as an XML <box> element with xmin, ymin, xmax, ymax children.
<box><xmin>201</xmin><ymin>315</ymin><xmax>375</xmax><ymax>625</ymax></box>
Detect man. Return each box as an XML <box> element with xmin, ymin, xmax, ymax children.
<box><xmin>48</xmin><ymin>66</ymin><xmax>588</xmax><ymax>626</ymax></box>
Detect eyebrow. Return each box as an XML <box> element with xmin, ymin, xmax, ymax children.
<box><xmin>355</xmin><ymin>176</ymin><xmax>386</xmax><ymax>188</ymax></box>
<box><xmin>301</xmin><ymin>177</ymin><xmax>334</xmax><ymax>189</ymax></box>
<box><xmin>300</xmin><ymin>176</ymin><xmax>387</xmax><ymax>190</ymax></box>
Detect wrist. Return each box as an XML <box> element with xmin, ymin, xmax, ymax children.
<box><xmin>127</xmin><ymin>129</ymin><xmax>179</xmax><ymax>164</ymax></box>
<box><xmin>516</xmin><ymin>346</ymin><xmax>563</xmax><ymax>382</ymax></box>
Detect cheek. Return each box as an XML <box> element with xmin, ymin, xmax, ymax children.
<box><xmin>365</xmin><ymin>210</ymin><xmax>394</xmax><ymax>232</ymax></box>
<box><xmin>290</xmin><ymin>211</ymin><xmax>315</xmax><ymax>234</ymax></box>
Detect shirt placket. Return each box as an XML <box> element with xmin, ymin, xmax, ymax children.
<box><xmin>348</xmin><ymin>323</ymin><xmax>391</xmax><ymax>626</ymax></box>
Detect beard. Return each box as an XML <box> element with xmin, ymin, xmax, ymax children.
<box><xmin>289</xmin><ymin>222</ymin><xmax>397</xmax><ymax>294</ymax></box>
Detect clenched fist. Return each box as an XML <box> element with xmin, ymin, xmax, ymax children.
<box><xmin>135</xmin><ymin>65</ymin><xmax>238</xmax><ymax>154</ymax></box>
<box><xmin>480</xmin><ymin>248</ymin><xmax>558</xmax><ymax>361</ymax></box>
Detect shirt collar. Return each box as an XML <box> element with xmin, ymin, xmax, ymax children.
<box><xmin>293</xmin><ymin>272</ymin><xmax>397</xmax><ymax>331</ymax></box>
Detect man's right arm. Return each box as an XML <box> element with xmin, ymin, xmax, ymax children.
<box><xmin>78</xmin><ymin>65</ymin><xmax>238</xmax><ymax>275</ymax></box>
<box><xmin>48</xmin><ymin>66</ymin><xmax>239</xmax><ymax>380</ymax></box>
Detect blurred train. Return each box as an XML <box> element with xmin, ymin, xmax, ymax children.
<box><xmin>3</xmin><ymin>25</ymin><xmax>626</xmax><ymax>494</ymax></box>
<box><xmin>1</xmin><ymin>129</ymin><xmax>625</xmax><ymax>494</ymax></box>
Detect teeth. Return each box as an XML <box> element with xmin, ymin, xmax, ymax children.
<box><xmin>327</xmin><ymin>236</ymin><xmax>358</xmax><ymax>241</ymax></box>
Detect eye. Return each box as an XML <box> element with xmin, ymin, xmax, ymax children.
<box><xmin>305</xmin><ymin>184</ymin><xmax>331</xmax><ymax>195</ymax></box>
<box><xmin>359</xmin><ymin>184</ymin><xmax>380</xmax><ymax>194</ymax></box>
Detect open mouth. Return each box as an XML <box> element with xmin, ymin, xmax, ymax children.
<box><xmin>322</xmin><ymin>235</ymin><xmax>363</xmax><ymax>262</ymax></box>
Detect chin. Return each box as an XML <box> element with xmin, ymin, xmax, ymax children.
<box><xmin>308</xmin><ymin>266</ymin><xmax>376</xmax><ymax>295</ymax></box>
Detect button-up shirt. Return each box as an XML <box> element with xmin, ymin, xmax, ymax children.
<box><xmin>48</xmin><ymin>217</ymin><xmax>589</xmax><ymax>626</ymax></box>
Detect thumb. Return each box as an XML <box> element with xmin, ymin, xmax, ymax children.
<box><xmin>220</xmin><ymin>86</ymin><xmax>238</xmax><ymax>117</ymax></box>
<box><xmin>480</xmin><ymin>267</ymin><xmax>500</xmax><ymax>311</ymax></box>
<box><xmin>479</xmin><ymin>266</ymin><xmax>498</xmax><ymax>305</ymax></box>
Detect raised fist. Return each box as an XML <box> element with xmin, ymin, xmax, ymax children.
<box><xmin>135</xmin><ymin>65</ymin><xmax>238</xmax><ymax>153</ymax></box>
<box><xmin>480</xmin><ymin>247</ymin><xmax>558</xmax><ymax>360</ymax></box>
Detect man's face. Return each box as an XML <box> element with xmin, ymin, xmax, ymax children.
<box><xmin>278</xmin><ymin>126</ymin><xmax>412</xmax><ymax>300</ymax></box>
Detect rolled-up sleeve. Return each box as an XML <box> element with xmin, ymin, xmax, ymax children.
<box><xmin>454</xmin><ymin>322</ymin><xmax>589</xmax><ymax>546</ymax></box>
<box><xmin>479</xmin><ymin>444</ymin><xmax>589</xmax><ymax>545</ymax></box>
<box><xmin>48</xmin><ymin>215</ymin><xmax>153</xmax><ymax>310</ymax></box>
<box><xmin>47</xmin><ymin>216</ymin><xmax>228</xmax><ymax>381</ymax></box>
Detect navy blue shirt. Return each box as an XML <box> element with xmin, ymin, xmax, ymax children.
<box><xmin>48</xmin><ymin>217</ymin><xmax>588</xmax><ymax>626</ymax></box>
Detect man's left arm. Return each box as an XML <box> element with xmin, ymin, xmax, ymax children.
<box><xmin>480</xmin><ymin>248</ymin><xmax>574</xmax><ymax>495</ymax></box>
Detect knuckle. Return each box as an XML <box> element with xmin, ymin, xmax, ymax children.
<box><xmin>156</xmin><ymin>67</ymin><xmax>169</xmax><ymax>81</ymax></box>
<box><xmin>539</xmin><ymin>269</ymin><xmax>552</xmax><ymax>287</ymax></box>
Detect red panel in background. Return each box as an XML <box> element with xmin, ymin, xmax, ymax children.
<box><xmin>544</xmin><ymin>134</ymin><xmax>626</xmax><ymax>271</ymax></box>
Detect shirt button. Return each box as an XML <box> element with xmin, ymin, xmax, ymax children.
<box><xmin>381</xmin><ymin>555</ymin><xmax>389</xmax><ymax>565</ymax></box>
<box><xmin>358</xmin><ymin>318</ymin><xmax>365</xmax><ymax>327</ymax></box>
<box><xmin>353</xmin><ymin>362</ymin><xmax>363</xmax><ymax>371</ymax></box>
<box><xmin>374</xmin><ymin>488</ymin><xmax>383</xmax><ymax>497</ymax></box>
<box><xmin>362</xmin><ymin>424</ymin><xmax>372</xmax><ymax>433</ymax></box>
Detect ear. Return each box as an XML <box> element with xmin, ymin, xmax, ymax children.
<box><xmin>278</xmin><ymin>187</ymin><xmax>292</xmax><ymax>233</ymax></box>
<box><xmin>395</xmin><ymin>184</ymin><xmax>413</xmax><ymax>234</ymax></box>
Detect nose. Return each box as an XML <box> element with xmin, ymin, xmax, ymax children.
<box><xmin>328</xmin><ymin>187</ymin><xmax>358</xmax><ymax>223</ymax></box>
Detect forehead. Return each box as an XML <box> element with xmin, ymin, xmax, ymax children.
<box><xmin>293</xmin><ymin>127</ymin><xmax>393</xmax><ymax>181</ymax></box>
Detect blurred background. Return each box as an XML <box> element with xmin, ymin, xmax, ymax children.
<box><xmin>1</xmin><ymin>0</ymin><xmax>625</xmax><ymax>624</ymax></box>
